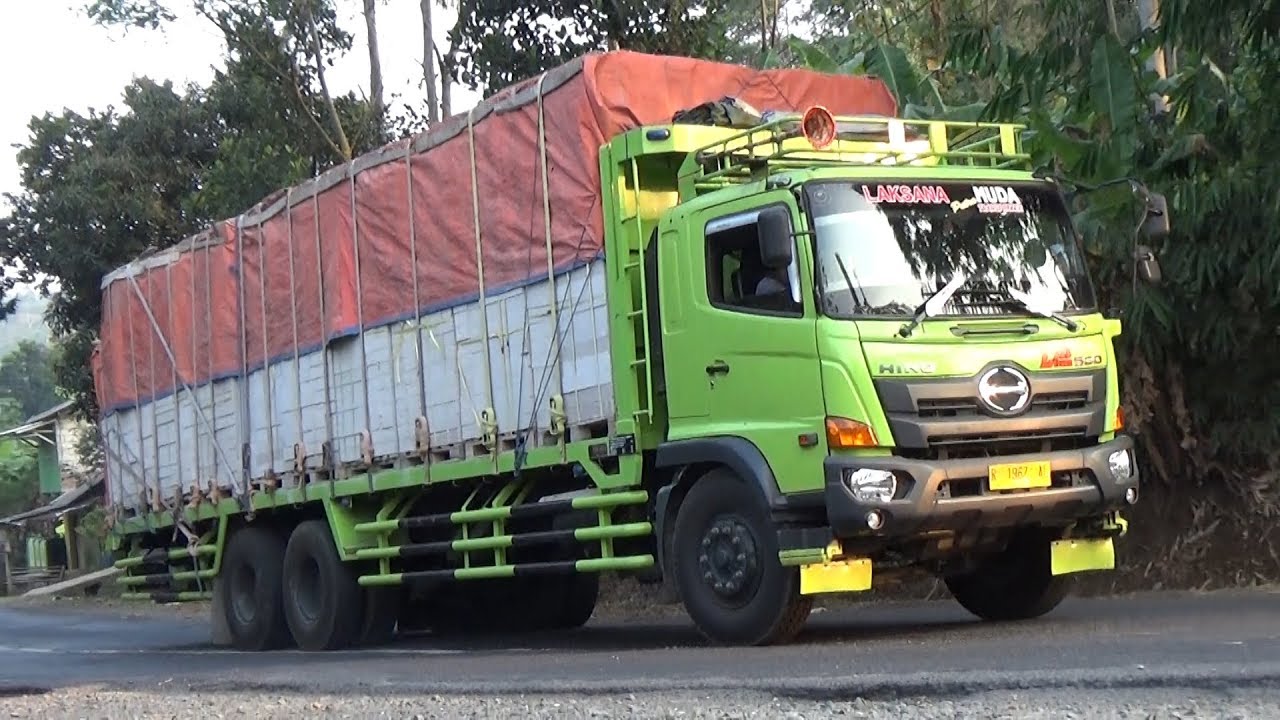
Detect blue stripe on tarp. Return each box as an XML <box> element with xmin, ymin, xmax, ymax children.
<box><xmin>98</xmin><ymin>251</ymin><xmax>607</xmax><ymax>419</ymax></box>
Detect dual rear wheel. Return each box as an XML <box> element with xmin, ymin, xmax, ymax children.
<box><xmin>218</xmin><ymin>517</ymin><xmax>598</xmax><ymax>651</ymax></box>
<box><xmin>219</xmin><ymin>520</ymin><xmax>394</xmax><ymax>652</ymax></box>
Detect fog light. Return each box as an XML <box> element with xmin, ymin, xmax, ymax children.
<box><xmin>1108</xmin><ymin>450</ymin><xmax>1133</xmax><ymax>480</ymax></box>
<box><xmin>1125</xmin><ymin>486</ymin><xmax>1139</xmax><ymax>505</ymax></box>
<box><xmin>866</xmin><ymin>510</ymin><xmax>885</xmax><ymax>530</ymax></box>
<box><xmin>845</xmin><ymin>468</ymin><xmax>897</xmax><ymax>503</ymax></box>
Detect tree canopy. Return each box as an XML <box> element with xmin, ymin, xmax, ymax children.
<box><xmin>0</xmin><ymin>342</ymin><xmax>62</xmax><ymax>421</ymax></box>
<box><xmin>1</xmin><ymin>1</ymin><xmax>387</xmax><ymax>414</ymax></box>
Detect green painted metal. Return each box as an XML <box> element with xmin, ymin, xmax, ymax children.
<box><xmin>779</xmin><ymin>548</ymin><xmax>827</xmax><ymax>567</ymax></box>
<box><xmin>353</xmin><ymin>521</ymin><xmax>653</xmax><ymax>562</ymax></box>
<box><xmin>113</xmin><ymin>515</ymin><xmax>226</xmax><ymax>601</ymax></box>
<box><xmin>118</xmin><ymin>568</ymin><xmax>217</xmax><ymax>586</ymax></box>
<box><xmin>351</xmin><ymin>482</ymin><xmax>650</xmax><ymax>587</ymax></box>
<box><xmin>324</xmin><ymin>496</ymin><xmax>388</xmax><ymax>560</ymax></box>
<box><xmin>658</xmin><ymin>189</ymin><xmax>831</xmax><ymax>496</ymax></box>
<box><xmin>355</xmin><ymin>553</ymin><xmax>654</xmax><ymax>587</ymax></box>
<box><xmin>456</xmin><ymin>565</ymin><xmax>517</xmax><ymax>580</ymax></box>
<box><xmin>357</xmin><ymin>573</ymin><xmax>405</xmax><ymax>587</ymax></box>
<box><xmin>36</xmin><ymin>442</ymin><xmax>60</xmax><ymax>495</ymax></box>
<box><xmin>114</xmin><ymin>545</ymin><xmax>217</xmax><ymax>568</ymax></box>
<box><xmin>573</xmin><ymin>521</ymin><xmax>652</xmax><ymax>541</ymax></box>
<box><xmin>352</xmin><ymin>489</ymin><xmax>648</xmax><ymax>534</ymax></box>
<box><xmin>674</xmin><ymin>115</ymin><xmax>1032</xmax><ymax>202</ymax></box>
<box><xmin>576</xmin><ymin>555</ymin><xmax>654</xmax><ymax>572</ymax></box>
<box><xmin>571</xmin><ymin>490</ymin><xmax>649</xmax><ymax>510</ymax></box>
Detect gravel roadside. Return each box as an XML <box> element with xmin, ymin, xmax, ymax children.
<box><xmin>2</xmin><ymin>686</ymin><xmax>1279</xmax><ymax>719</ymax></box>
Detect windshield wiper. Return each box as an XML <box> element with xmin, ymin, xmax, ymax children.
<box><xmin>1004</xmin><ymin>286</ymin><xmax>1079</xmax><ymax>332</ymax></box>
<box><xmin>831</xmin><ymin>252</ymin><xmax>866</xmax><ymax>310</ymax></box>
<box><xmin>898</xmin><ymin>272</ymin><xmax>968</xmax><ymax>338</ymax></box>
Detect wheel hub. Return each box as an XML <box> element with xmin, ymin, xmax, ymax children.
<box><xmin>697</xmin><ymin>516</ymin><xmax>759</xmax><ymax>599</ymax></box>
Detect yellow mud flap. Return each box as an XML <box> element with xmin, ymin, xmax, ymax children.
<box><xmin>1050</xmin><ymin>537</ymin><xmax>1116</xmax><ymax>576</ymax></box>
<box><xmin>799</xmin><ymin>557</ymin><xmax>872</xmax><ymax>595</ymax></box>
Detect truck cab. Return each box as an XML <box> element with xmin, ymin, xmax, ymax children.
<box><xmin>606</xmin><ymin>109</ymin><xmax>1166</xmax><ymax>645</ymax></box>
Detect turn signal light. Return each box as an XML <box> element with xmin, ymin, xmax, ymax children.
<box><xmin>825</xmin><ymin>416</ymin><xmax>877</xmax><ymax>448</ymax></box>
<box><xmin>801</xmin><ymin>106</ymin><xmax>837</xmax><ymax>149</ymax></box>
<box><xmin>1114</xmin><ymin>405</ymin><xmax>1125</xmax><ymax>430</ymax></box>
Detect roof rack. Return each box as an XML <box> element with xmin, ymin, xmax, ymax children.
<box><xmin>675</xmin><ymin>109</ymin><xmax>1033</xmax><ymax>201</ymax></box>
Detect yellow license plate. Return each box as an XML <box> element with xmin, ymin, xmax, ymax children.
<box><xmin>1050</xmin><ymin>537</ymin><xmax>1116</xmax><ymax>575</ymax></box>
<box><xmin>799</xmin><ymin>557</ymin><xmax>872</xmax><ymax>595</ymax></box>
<box><xmin>988</xmin><ymin>460</ymin><xmax>1052</xmax><ymax>491</ymax></box>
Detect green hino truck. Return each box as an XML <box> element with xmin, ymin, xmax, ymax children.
<box><xmin>98</xmin><ymin>52</ymin><xmax>1167</xmax><ymax>649</ymax></box>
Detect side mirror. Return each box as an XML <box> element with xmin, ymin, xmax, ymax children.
<box><xmin>757</xmin><ymin>207</ymin><xmax>793</xmax><ymax>269</ymax></box>
<box><xmin>1142</xmin><ymin>191</ymin><xmax>1170</xmax><ymax>240</ymax></box>
<box><xmin>1135</xmin><ymin>244</ymin><xmax>1162</xmax><ymax>285</ymax></box>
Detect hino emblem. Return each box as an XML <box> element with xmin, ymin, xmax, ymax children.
<box><xmin>879</xmin><ymin>362</ymin><xmax>937</xmax><ymax>375</ymax></box>
<box><xmin>977</xmin><ymin>365</ymin><xmax>1031</xmax><ymax>415</ymax></box>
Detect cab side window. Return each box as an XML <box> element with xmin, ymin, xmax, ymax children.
<box><xmin>704</xmin><ymin>211</ymin><xmax>802</xmax><ymax>317</ymax></box>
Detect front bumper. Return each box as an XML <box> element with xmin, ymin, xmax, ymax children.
<box><xmin>824</xmin><ymin>435</ymin><xmax>1139</xmax><ymax>537</ymax></box>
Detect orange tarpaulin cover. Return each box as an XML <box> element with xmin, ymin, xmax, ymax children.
<box><xmin>93</xmin><ymin>51</ymin><xmax>898</xmax><ymax>416</ymax></box>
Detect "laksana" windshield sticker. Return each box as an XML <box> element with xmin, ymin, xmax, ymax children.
<box><xmin>861</xmin><ymin>184</ymin><xmax>951</xmax><ymax>204</ymax></box>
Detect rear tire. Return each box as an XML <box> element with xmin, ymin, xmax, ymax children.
<box><xmin>945</xmin><ymin>531</ymin><xmax>1071</xmax><ymax>621</ymax></box>
<box><xmin>282</xmin><ymin>520</ymin><xmax>363</xmax><ymax>651</ymax></box>
<box><xmin>357</xmin><ymin>587</ymin><xmax>399</xmax><ymax>646</ymax></box>
<box><xmin>672</xmin><ymin>468</ymin><xmax>812</xmax><ymax>645</ymax></box>
<box><xmin>553</xmin><ymin>572</ymin><xmax>599</xmax><ymax>629</ymax></box>
<box><xmin>220</xmin><ymin>525</ymin><xmax>292</xmax><ymax>651</ymax></box>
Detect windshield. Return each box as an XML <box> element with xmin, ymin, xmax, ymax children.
<box><xmin>804</xmin><ymin>181</ymin><xmax>1096</xmax><ymax>319</ymax></box>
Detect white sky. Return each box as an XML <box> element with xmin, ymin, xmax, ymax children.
<box><xmin>0</xmin><ymin>0</ymin><xmax>484</xmax><ymax>202</ymax></box>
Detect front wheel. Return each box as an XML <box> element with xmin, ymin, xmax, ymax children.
<box><xmin>945</xmin><ymin>531</ymin><xmax>1071</xmax><ymax>622</ymax></box>
<box><xmin>671</xmin><ymin>468</ymin><xmax>812</xmax><ymax>645</ymax></box>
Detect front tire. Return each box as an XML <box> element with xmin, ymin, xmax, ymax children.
<box><xmin>672</xmin><ymin>468</ymin><xmax>812</xmax><ymax>645</ymax></box>
<box><xmin>945</xmin><ymin>531</ymin><xmax>1071</xmax><ymax>621</ymax></box>
<box><xmin>282</xmin><ymin>520</ymin><xmax>363</xmax><ymax>651</ymax></box>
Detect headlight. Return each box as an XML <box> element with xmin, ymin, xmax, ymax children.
<box><xmin>845</xmin><ymin>468</ymin><xmax>897</xmax><ymax>503</ymax></box>
<box><xmin>1108</xmin><ymin>449</ymin><xmax>1133</xmax><ymax>480</ymax></box>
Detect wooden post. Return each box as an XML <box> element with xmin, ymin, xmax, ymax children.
<box><xmin>2</xmin><ymin>528</ymin><xmax>12</xmax><ymax>597</ymax></box>
<box><xmin>63</xmin><ymin>514</ymin><xmax>79</xmax><ymax>573</ymax></box>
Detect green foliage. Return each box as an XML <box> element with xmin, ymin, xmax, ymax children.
<box><xmin>1</xmin><ymin>1</ymin><xmax>385</xmax><ymax>416</ymax></box>
<box><xmin>0</xmin><ymin>288</ymin><xmax>50</xmax><ymax>358</ymax></box>
<box><xmin>447</xmin><ymin>0</ymin><xmax>763</xmax><ymax>95</ymax></box>
<box><xmin>0</xmin><ymin>342</ymin><xmax>62</xmax><ymax>420</ymax></box>
<box><xmin>86</xmin><ymin>1</ymin><xmax>388</xmax><ymax>159</ymax></box>
<box><xmin>0</xmin><ymin>399</ymin><xmax>37</xmax><ymax>517</ymax></box>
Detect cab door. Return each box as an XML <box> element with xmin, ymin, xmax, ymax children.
<box><xmin>661</xmin><ymin>194</ymin><xmax>827</xmax><ymax>494</ymax></box>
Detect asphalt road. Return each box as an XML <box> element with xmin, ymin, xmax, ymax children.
<box><xmin>1</xmin><ymin>588</ymin><xmax>1279</xmax><ymax>699</ymax></box>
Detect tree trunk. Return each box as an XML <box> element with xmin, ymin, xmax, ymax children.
<box><xmin>1136</xmin><ymin>0</ymin><xmax>1169</xmax><ymax>112</ymax></box>
<box><xmin>436</xmin><ymin>46</ymin><xmax>453</xmax><ymax>118</ymax></box>
<box><xmin>421</xmin><ymin>0</ymin><xmax>440</xmax><ymax>124</ymax></box>
<box><xmin>364</xmin><ymin>0</ymin><xmax>385</xmax><ymax>129</ymax></box>
<box><xmin>307</xmin><ymin>5</ymin><xmax>352</xmax><ymax>160</ymax></box>
<box><xmin>1104</xmin><ymin>0</ymin><xmax>1120</xmax><ymax>37</ymax></box>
